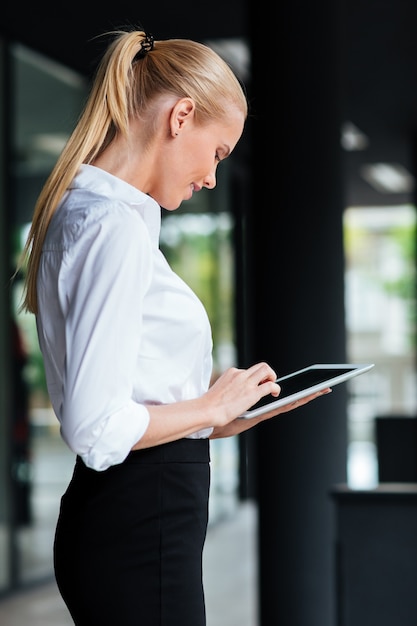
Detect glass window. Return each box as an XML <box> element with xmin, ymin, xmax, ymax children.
<box><xmin>10</xmin><ymin>43</ymin><xmax>88</xmax><ymax>585</ymax></box>
<box><xmin>344</xmin><ymin>204</ymin><xmax>417</xmax><ymax>488</ymax></box>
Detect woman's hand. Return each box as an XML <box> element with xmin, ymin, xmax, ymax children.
<box><xmin>202</xmin><ymin>362</ymin><xmax>281</xmax><ymax>427</ymax></box>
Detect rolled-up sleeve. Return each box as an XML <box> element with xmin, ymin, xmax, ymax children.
<box><xmin>57</xmin><ymin>206</ymin><xmax>152</xmax><ymax>470</ymax></box>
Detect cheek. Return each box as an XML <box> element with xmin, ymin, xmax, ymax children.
<box><xmin>182</xmin><ymin>140</ymin><xmax>211</xmax><ymax>173</ymax></box>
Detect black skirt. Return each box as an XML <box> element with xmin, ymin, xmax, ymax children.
<box><xmin>54</xmin><ymin>438</ymin><xmax>211</xmax><ymax>626</ymax></box>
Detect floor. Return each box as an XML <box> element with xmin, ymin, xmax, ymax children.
<box><xmin>0</xmin><ymin>500</ymin><xmax>258</xmax><ymax>626</ymax></box>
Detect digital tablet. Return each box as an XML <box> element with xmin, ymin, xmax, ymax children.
<box><xmin>239</xmin><ymin>363</ymin><xmax>374</xmax><ymax>419</ymax></box>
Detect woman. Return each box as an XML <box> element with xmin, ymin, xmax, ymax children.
<box><xmin>18</xmin><ymin>28</ymin><xmax>329</xmax><ymax>626</ymax></box>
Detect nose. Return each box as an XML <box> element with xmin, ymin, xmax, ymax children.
<box><xmin>203</xmin><ymin>171</ymin><xmax>217</xmax><ymax>190</ymax></box>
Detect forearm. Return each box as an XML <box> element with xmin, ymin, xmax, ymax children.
<box><xmin>131</xmin><ymin>396</ymin><xmax>217</xmax><ymax>450</ymax></box>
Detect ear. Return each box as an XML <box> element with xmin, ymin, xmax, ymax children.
<box><xmin>169</xmin><ymin>98</ymin><xmax>196</xmax><ymax>137</ymax></box>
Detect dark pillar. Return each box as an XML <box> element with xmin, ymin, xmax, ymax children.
<box><xmin>245</xmin><ymin>1</ymin><xmax>347</xmax><ymax>624</ymax></box>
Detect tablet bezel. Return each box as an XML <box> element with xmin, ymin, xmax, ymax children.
<box><xmin>239</xmin><ymin>363</ymin><xmax>374</xmax><ymax>419</ymax></box>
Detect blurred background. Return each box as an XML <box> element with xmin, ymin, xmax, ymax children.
<box><xmin>1</xmin><ymin>1</ymin><xmax>417</xmax><ymax>625</ymax></box>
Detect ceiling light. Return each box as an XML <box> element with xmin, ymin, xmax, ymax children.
<box><xmin>341</xmin><ymin>121</ymin><xmax>369</xmax><ymax>151</ymax></box>
<box><xmin>360</xmin><ymin>163</ymin><xmax>415</xmax><ymax>194</ymax></box>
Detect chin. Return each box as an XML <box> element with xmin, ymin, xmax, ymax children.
<box><xmin>162</xmin><ymin>203</ymin><xmax>181</xmax><ymax>212</ymax></box>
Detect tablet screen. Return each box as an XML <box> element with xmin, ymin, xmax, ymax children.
<box><xmin>277</xmin><ymin>366</ymin><xmax>357</xmax><ymax>398</ymax></box>
<box><xmin>239</xmin><ymin>363</ymin><xmax>374</xmax><ymax>419</ymax></box>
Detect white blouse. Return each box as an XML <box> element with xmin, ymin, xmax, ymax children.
<box><xmin>36</xmin><ymin>164</ymin><xmax>214</xmax><ymax>471</ymax></box>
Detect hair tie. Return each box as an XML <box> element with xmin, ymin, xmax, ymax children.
<box><xmin>133</xmin><ymin>33</ymin><xmax>155</xmax><ymax>61</ymax></box>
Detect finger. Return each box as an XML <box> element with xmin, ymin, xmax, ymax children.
<box><xmin>248</xmin><ymin>362</ymin><xmax>277</xmax><ymax>384</ymax></box>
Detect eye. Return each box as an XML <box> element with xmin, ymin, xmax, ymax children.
<box><xmin>215</xmin><ymin>152</ymin><xmax>221</xmax><ymax>163</ymax></box>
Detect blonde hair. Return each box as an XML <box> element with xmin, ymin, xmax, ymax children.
<box><xmin>18</xmin><ymin>29</ymin><xmax>248</xmax><ymax>314</ymax></box>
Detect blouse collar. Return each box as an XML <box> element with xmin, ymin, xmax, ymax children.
<box><xmin>73</xmin><ymin>164</ymin><xmax>162</xmax><ymax>246</ymax></box>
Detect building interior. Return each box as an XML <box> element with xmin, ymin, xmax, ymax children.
<box><xmin>1</xmin><ymin>1</ymin><xmax>417</xmax><ymax>625</ymax></box>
